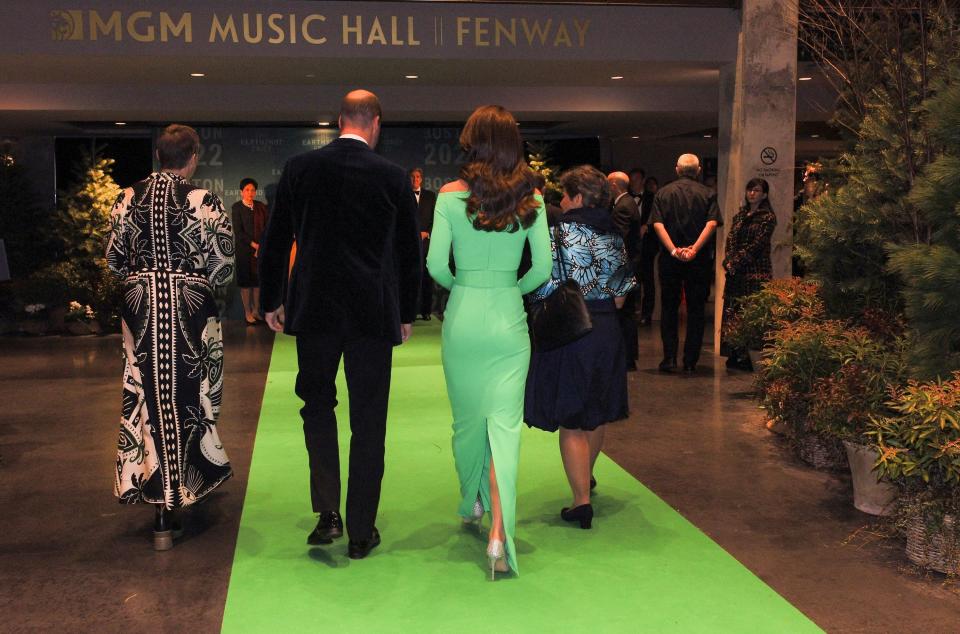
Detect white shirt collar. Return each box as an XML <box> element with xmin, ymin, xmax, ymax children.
<box><xmin>339</xmin><ymin>133</ymin><xmax>369</xmax><ymax>146</ymax></box>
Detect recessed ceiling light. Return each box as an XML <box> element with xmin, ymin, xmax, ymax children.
<box><xmin>703</xmin><ymin>134</ymin><xmax>713</xmax><ymax>138</ymax></box>
<box><xmin>115</xmin><ymin>122</ymin><xmax>126</xmax><ymax>126</ymax></box>
<box><xmin>405</xmin><ymin>74</ymin><xmax>418</xmax><ymax>79</ymax></box>
<box><xmin>317</xmin><ymin>121</ymin><xmax>330</xmax><ymax>126</ymax></box>
<box><xmin>305</xmin><ymin>73</ymin><xmax>315</xmax><ymax>78</ymax></box>
<box><xmin>798</xmin><ymin>76</ymin><xmax>812</xmax><ymax>81</ymax></box>
<box><xmin>631</xmin><ymin>136</ymin><xmax>639</xmax><ymax>139</ymax></box>
<box><xmin>811</xmin><ymin>134</ymin><xmax>820</xmax><ymax>138</ymax></box>
<box><xmin>190</xmin><ymin>72</ymin><xmax>205</xmax><ymax>77</ymax></box>
<box><xmin>611</xmin><ymin>75</ymin><xmax>624</xmax><ymax>80</ymax></box>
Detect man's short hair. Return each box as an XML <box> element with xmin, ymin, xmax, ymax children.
<box><xmin>676</xmin><ymin>154</ymin><xmax>701</xmax><ymax>179</ymax></box>
<box><xmin>409</xmin><ymin>167</ymin><xmax>423</xmax><ymax>177</ymax></box>
<box><xmin>607</xmin><ymin>171</ymin><xmax>630</xmax><ymax>192</ymax></box>
<box><xmin>628</xmin><ymin>167</ymin><xmax>646</xmax><ymax>179</ymax></box>
<box><xmin>156</xmin><ymin>124</ymin><xmax>199</xmax><ymax>170</ymax></box>
<box><xmin>340</xmin><ymin>91</ymin><xmax>382</xmax><ymax>126</ymax></box>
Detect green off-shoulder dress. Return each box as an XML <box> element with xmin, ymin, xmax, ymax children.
<box><xmin>426</xmin><ymin>191</ymin><xmax>552</xmax><ymax>575</ymax></box>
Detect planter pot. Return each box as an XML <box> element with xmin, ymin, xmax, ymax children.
<box><xmin>797</xmin><ymin>433</ymin><xmax>848</xmax><ymax>471</ymax></box>
<box><xmin>843</xmin><ymin>441</ymin><xmax>896</xmax><ymax>516</ymax></box>
<box><xmin>906</xmin><ymin>514</ymin><xmax>960</xmax><ymax>574</ymax></box>
<box><xmin>66</xmin><ymin>321</ymin><xmax>96</xmax><ymax>335</ymax></box>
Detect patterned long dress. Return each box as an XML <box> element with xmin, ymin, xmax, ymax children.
<box><xmin>106</xmin><ymin>172</ymin><xmax>235</xmax><ymax>509</ymax></box>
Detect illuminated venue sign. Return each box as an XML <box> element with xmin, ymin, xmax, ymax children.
<box><xmin>49</xmin><ymin>10</ymin><xmax>592</xmax><ymax>49</ymax></box>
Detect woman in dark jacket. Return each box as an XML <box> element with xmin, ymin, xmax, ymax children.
<box><xmin>231</xmin><ymin>178</ymin><xmax>269</xmax><ymax>324</ymax></box>
<box><xmin>525</xmin><ymin>165</ymin><xmax>636</xmax><ymax>530</ymax></box>
<box><xmin>721</xmin><ymin>177</ymin><xmax>777</xmax><ymax>370</ymax></box>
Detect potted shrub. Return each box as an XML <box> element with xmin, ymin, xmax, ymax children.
<box><xmin>867</xmin><ymin>373</ymin><xmax>960</xmax><ymax>574</ymax></box>
<box><xmin>64</xmin><ymin>300</ymin><xmax>99</xmax><ymax>335</ymax></box>
<box><xmin>723</xmin><ymin>277</ymin><xmax>825</xmax><ymax>370</ymax></box>
<box><xmin>807</xmin><ymin>331</ymin><xmax>905</xmax><ymax>514</ymax></box>
<box><xmin>757</xmin><ymin>318</ymin><xmax>850</xmax><ymax>469</ymax></box>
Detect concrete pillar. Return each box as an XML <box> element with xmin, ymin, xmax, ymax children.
<box><xmin>715</xmin><ymin>0</ymin><xmax>798</xmax><ymax>353</ymax></box>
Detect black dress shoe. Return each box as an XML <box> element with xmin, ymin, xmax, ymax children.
<box><xmin>682</xmin><ymin>365</ymin><xmax>697</xmax><ymax>374</ymax></box>
<box><xmin>153</xmin><ymin>506</ymin><xmax>183</xmax><ymax>551</ymax></box>
<box><xmin>638</xmin><ymin>317</ymin><xmax>650</xmax><ymax>327</ymax></box>
<box><xmin>560</xmin><ymin>504</ymin><xmax>593</xmax><ymax>529</ymax></box>
<box><xmin>307</xmin><ymin>511</ymin><xmax>343</xmax><ymax>545</ymax></box>
<box><xmin>347</xmin><ymin>527</ymin><xmax>381</xmax><ymax>559</ymax></box>
<box><xmin>658</xmin><ymin>358</ymin><xmax>677</xmax><ymax>373</ymax></box>
<box><xmin>626</xmin><ymin>361</ymin><xmax>637</xmax><ymax>372</ymax></box>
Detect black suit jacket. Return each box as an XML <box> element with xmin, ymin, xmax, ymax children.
<box><xmin>258</xmin><ymin>137</ymin><xmax>421</xmax><ymax>344</ymax></box>
<box><xmin>415</xmin><ymin>189</ymin><xmax>437</xmax><ymax>235</ymax></box>
<box><xmin>610</xmin><ymin>192</ymin><xmax>642</xmax><ymax>263</ymax></box>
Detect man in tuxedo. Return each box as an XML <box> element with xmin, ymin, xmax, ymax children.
<box><xmin>629</xmin><ymin>168</ymin><xmax>657</xmax><ymax>326</ymax></box>
<box><xmin>607</xmin><ymin>171</ymin><xmax>642</xmax><ymax>371</ymax></box>
<box><xmin>258</xmin><ymin>90</ymin><xmax>421</xmax><ymax>559</ymax></box>
<box><xmin>650</xmin><ymin>154</ymin><xmax>720</xmax><ymax>374</ymax></box>
<box><xmin>410</xmin><ymin>167</ymin><xmax>437</xmax><ymax>320</ymax></box>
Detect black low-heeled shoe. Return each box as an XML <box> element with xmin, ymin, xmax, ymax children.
<box><xmin>153</xmin><ymin>506</ymin><xmax>183</xmax><ymax>551</ymax></box>
<box><xmin>560</xmin><ymin>504</ymin><xmax>593</xmax><ymax>529</ymax></box>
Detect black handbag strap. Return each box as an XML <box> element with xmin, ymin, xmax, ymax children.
<box><xmin>553</xmin><ymin>224</ymin><xmax>570</xmax><ymax>283</ymax></box>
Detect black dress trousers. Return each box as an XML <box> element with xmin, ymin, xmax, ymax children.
<box><xmin>658</xmin><ymin>254</ymin><xmax>712</xmax><ymax>367</ymax></box>
<box><xmin>295</xmin><ymin>330</ymin><xmax>393</xmax><ymax>541</ymax></box>
<box><xmin>638</xmin><ymin>233</ymin><xmax>659</xmax><ymax>320</ymax></box>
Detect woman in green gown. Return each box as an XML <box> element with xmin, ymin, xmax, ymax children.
<box><xmin>426</xmin><ymin>105</ymin><xmax>552</xmax><ymax>579</ymax></box>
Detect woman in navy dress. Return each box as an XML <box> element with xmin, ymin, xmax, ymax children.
<box><xmin>525</xmin><ymin>165</ymin><xmax>635</xmax><ymax>529</ymax></box>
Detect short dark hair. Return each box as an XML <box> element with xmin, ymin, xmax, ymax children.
<box><xmin>340</xmin><ymin>91</ymin><xmax>382</xmax><ymax>126</ymax></box>
<box><xmin>409</xmin><ymin>167</ymin><xmax>423</xmax><ymax>178</ymax></box>
<box><xmin>629</xmin><ymin>167</ymin><xmax>646</xmax><ymax>179</ymax></box>
<box><xmin>239</xmin><ymin>177</ymin><xmax>258</xmax><ymax>190</ymax></box>
<box><xmin>560</xmin><ymin>165</ymin><xmax>611</xmax><ymax>208</ymax></box>
<box><xmin>156</xmin><ymin>124</ymin><xmax>199</xmax><ymax>170</ymax></box>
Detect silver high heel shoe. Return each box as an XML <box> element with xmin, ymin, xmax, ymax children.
<box><xmin>462</xmin><ymin>496</ymin><xmax>484</xmax><ymax>526</ymax></box>
<box><xmin>486</xmin><ymin>539</ymin><xmax>509</xmax><ymax>580</ymax></box>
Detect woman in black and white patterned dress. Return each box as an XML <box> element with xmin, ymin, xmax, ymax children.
<box><xmin>106</xmin><ymin>124</ymin><xmax>235</xmax><ymax>550</ymax></box>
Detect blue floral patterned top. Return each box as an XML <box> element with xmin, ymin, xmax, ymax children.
<box><xmin>529</xmin><ymin>206</ymin><xmax>636</xmax><ymax>303</ymax></box>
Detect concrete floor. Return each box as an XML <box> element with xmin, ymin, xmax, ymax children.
<box><xmin>1</xmin><ymin>320</ymin><xmax>958</xmax><ymax>632</ymax></box>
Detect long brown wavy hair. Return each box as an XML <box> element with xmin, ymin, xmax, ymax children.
<box><xmin>459</xmin><ymin>105</ymin><xmax>539</xmax><ymax>232</ymax></box>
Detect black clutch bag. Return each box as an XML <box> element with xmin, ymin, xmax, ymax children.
<box><xmin>530</xmin><ymin>225</ymin><xmax>593</xmax><ymax>351</ymax></box>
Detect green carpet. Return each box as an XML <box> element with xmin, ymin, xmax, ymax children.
<box><xmin>222</xmin><ymin>322</ymin><xmax>820</xmax><ymax>633</ymax></box>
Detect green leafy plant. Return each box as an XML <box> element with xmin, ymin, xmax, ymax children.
<box><xmin>796</xmin><ymin>4</ymin><xmax>960</xmax><ymax>320</ymax></box>
<box><xmin>53</xmin><ymin>150</ymin><xmax>122</xmax><ymax>329</ymax></box>
<box><xmin>65</xmin><ymin>300</ymin><xmax>94</xmax><ymax>323</ymax></box>
<box><xmin>887</xmin><ymin>73</ymin><xmax>960</xmax><ymax>379</ymax></box>
<box><xmin>525</xmin><ymin>142</ymin><xmax>563</xmax><ymax>205</ymax></box>
<box><xmin>757</xmin><ymin>319</ymin><xmax>849</xmax><ymax>433</ymax></box>
<box><xmin>868</xmin><ymin>373</ymin><xmax>960</xmax><ymax>539</ymax></box>
<box><xmin>869</xmin><ymin>373</ymin><xmax>960</xmax><ymax>488</ymax></box>
<box><xmin>723</xmin><ymin>278</ymin><xmax>824</xmax><ymax>352</ymax></box>
<box><xmin>807</xmin><ymin>332</ymin><xmax>905</xmax><ymax>442</ymax></box>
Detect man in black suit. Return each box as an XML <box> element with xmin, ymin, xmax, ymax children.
<box><xmin>258</xmin><ymin>90</ymin><xmax>421</xmax><ymax>559</ymax></box>
<box><xmin>410</xmin><ymin>167</ymin><xmax>437</xmax><ymax>320</ymax></box>
<box><xmin>607</xmin><ymin>171</ymin><xmax>642</xmax><ymax>371</ymax></box>
<box><xmin>650</xmin><ymin>154</ymin><xmax>720</xmax><ymax>374</ymax></box>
